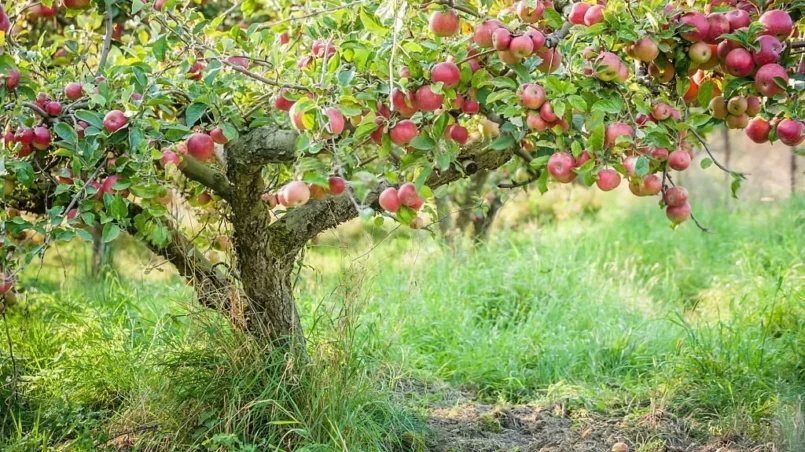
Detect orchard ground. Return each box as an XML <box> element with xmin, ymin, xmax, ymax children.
<box><xmin>1</xmin><ymin>185</ymin><xmax>803</xmax><ymax>451</ymax></box>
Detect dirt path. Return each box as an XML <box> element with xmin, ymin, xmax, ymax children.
<box><xmin>402</xmin><ymin>381</ymin><xmax>776</xmax><ymax>452</ymax></box>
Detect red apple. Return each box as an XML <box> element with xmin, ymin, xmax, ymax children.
<box><xmin>283</xmin><ymin>181</ymin><xmax>311</xmax><ymax>207</ymax></box>
<box><xmin>754</xmin><ymin>63</ymin><xmax>788</xmax><ymax>97</ymax></box>
<box><xmin>378</xmin><ymin>187</ymin><xmax>401</xmax><ymax>212</ymax></box>
<box><xmin>596</xmin><ymin>168</ymin><xmax>621</xmax><ymax>191</ymax></box>
<box><xmin>752</xmin><ymin>35</ymin><xmax>782</xmax><ymax>66</ymax></box>
<box><xmin>64</xmin><ymin>82</ymin><xmax>82</xmax><ymax>100</ymax></box>
<box><xmin>398</xmin><ymin>183</ymin><xmax>423</xmax><ymax>210</ymax></box>
<box><xmin>516</xmin><ymin>0</ymin><xmax>544</xmax><ymax>23</ymax></box>
<box><xmin>45</xmin><ymin>101</ymin><xmax>62</xmax><ymax>116</ymax></box>
<box><xmin>210</xmin><ymin>127</ymin><xmax>228</xmax><ymax>144</ymax></box>
<box><xmin>390</xmin><ymin>120</ymin><xmax>418</xmax><ymax>145</ymax></box>
<box><xmin>668</xmin><ymin>149</ymin><xmax>691</xmax><ymax>171</ymax></box>
<box><xmin>160</xmin><ymin>150</ymin><xmax>180</xmax><ymax>166</ymax></box>
<box><xmin>663</xmin><ymin>186</ymin><xmax>688</xmax><ymax>207</ymax></box>
<box><xmin>777</xmin><ymin>119</ymin><xmax>804</xmax><ymax>146</ymax></box>
<box><xmin>725</xmin><ymin>9</ymin><xmax>750</xmax><ymax>31</ymax></box>
<box><xmin>391</xmin><ymin>88</ymin><xmax>418</xmax><ymax>117</ymax></box>
<box><xmin>651</xmin><ymin>147</ymin><xmax>669</xmax><ymax>161</ymax></box>
<box><xmin>526</xmin><ymin>112</ymin><xmax>548</xmax><ymax>131</ymax></box>
<box><xmin>430</xmin><ymin>9</ymin><xmax>460</xmax><ymax>37</ymax></box>
<box><xmin>519</xmin><ymin>83</ymin><xmax>546</xmax><ymax>110</ymax></box>
<box><xmin>666</xmin><ymin>202</ymin><xmax>691</xmax><ymax>224</ymax></box>
<box><xmin>415</xmin><ymin>85</ymin><xmax>444</xmax><ymax>111</ymax></box>
<box><xmin>705</xmin><ymin>13</ymin><xmax>730</xmax><ymax>43</ymax></box>
<box><xmin>642</xmin><ymin>174</ymin><xmax>662</xmax><ymax>195</ymax></box>
<box><xmin>186</xmin><ymin>133</ymin><xmax>215</xmax><ymax>161</ymax></box>
<box><xmin>679</xmin><ymin>12</ymin><xmax>710</xmax><ymax>42</ymax></box>
<box><xmin>568</xmin><ymin>2</ymin><xmax>590</xmax><ymax>25</ymax></box>
<box><xmin>473</xmin><ymin>20</ymin><xmax>504</xmax><ymax>48</ymax></box>
<box><xmin>633</xmin><ymin>37</ymin><xmax>659</xmax><ymax>62</ymax></box>
<box><xmin>5</xmin><ymin>68</ymin><xmax>20</xmax><ymax>92</ymax></box>
<box><xmin>548</xmin><ymin>152</ymin><xmax>576</xmax><ymax>183</ymax></box>
<box><xmin>745</xmin><ymin>95</ymin><xmax>761</xmax><ymax>116</ymax></box>
<box><xmin>584</xmin><ymin>5</ymin><xmax>604</xmax><ymax>26</ymax></box>
<box><xmin>431</xmin><ymin>61</ymin><xmax>461</xmax><ymax>88</ymax></box>
<box><xmin>32</xmin><ymin>126</ymin><xmax>51</xmax><ymax>150</ymax></box>
<box><xmin>328</xmin><ymin>176</ymin><xmax>346</xmax><ymax>195</ymax></box>
<box><xmin>758</xmin><ymin>10</ymin><xmax>793</xmax><ymax>41</ymax></box>
<box><xmin>462</xmin><ymin>99</ymin><xmax>480</xmax><ymax>114</ymax></box>
<box><xmin>324</xmin><ymin>107</ymin><xmax>345</xmax><ymax>136</ymax></box>
<box><xmin>539</xmin><ymin>101</ymin><xmax>557</xmax><ymax>122</ymax></box>
<box><xmin>492</xmin><ymin>28</ymin><xmax>512</xmax><ymax>51</ymax></box>
<box><xmin>509</xmin><ymin>34</ymin><xmax>534</xmax><ymax>59</ymax></box>
<box><xmin>449</xmin><ymin>124</ymin><xmax>469</xmax><ymax>145</ymax></box>
<box><xmin>604</xmin><ymin>122</ymin><xmax>634</xmax><ymax>149</ymax></box>
<box><xmin>103</xmin><ymin>110</ymin><xmax>128</xmax><ymax>133</ymax></box>
<box><xmin>745</xmin><ymin>117</ymin><xmax>770</xmax><ymax>143</ymax></box>
<box><xmin>525</xmin><ymin>30</ymin><xmax>545</xmax><ymax>51</ymax></box>
<box><xmin>724</xmin><ymin>48</ymin><xmax>753</xmax><ymax>77</ymax></box>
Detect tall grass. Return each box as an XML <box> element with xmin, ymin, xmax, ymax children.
<box><xmin>0</xmin><ymin>196</ymin><xmax>803</xmax><ymax>449</ymax></box>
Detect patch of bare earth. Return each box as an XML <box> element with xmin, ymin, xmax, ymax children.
<box><xmin>400</xmin><ymin>380</ymin><xmax>776</xmax><ymax>452</ymax></box>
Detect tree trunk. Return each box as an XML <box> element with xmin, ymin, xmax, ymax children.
<box><xmin>434</xmin><ymin>194</ymin><xmax>454</xmax><ymax>245</ymax></box>
<box><xmin>471</xmin><ymin>194</ymin><xmax>502</xmax><ymax>242</ymax></box>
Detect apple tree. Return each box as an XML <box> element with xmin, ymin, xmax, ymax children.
<box><xmin>0</xmin><ymin>0</ymin><xmax>803</xmax><ymax>348</ymax></box>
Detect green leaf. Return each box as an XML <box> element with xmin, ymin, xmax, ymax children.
<box><xmin>109</xmin><ymin>196</ymin><xmax>129</xmax><ymax>221</ymax></box>
<box><xmin>102</xmin><ymin>223</ymin><xmax>121</xmax><ymax>243</ymax></box>
<box><xmin>360</xmin><ymin>9</ymin><xmax>388</xmax><ymax>36</ymax></box>
<box><xmin>432</xmin><ymin>113</ymin><xmax>450</xmax><ymax>140</ymax></box>
<box><xmin>54</xmin><ymin>122</ymin><xmax>78</xmax><ymax>144</ymax></box>
<box><xmin>634</xmin><ymin>156</ymin><xmax>649</xmax><ymax>177</ymax></box>
<box><xmin>697</xmin><ymin>80</ymin><xmax>714</xmax><ymax>108</ymax></box>
<box><xmin>186</xmin><ymin>102</ymin><xmax>207</xmax><ymax>127</ymax></box>
<box><xmin>591</xmin><ymin>97</ymin><xmax>623</xmax><ymax>114</ymax></box>
<box><xmin>701</xmin><ymin>157</ymin><xmax>713</xmax><ymax>169</ymax></box>
<box><xmin>221</xmin><ymin>122</ymin><xmax>239</xmax><ymax>141</ymax></box>
<box><xmin>396</xmin><ymin>205</ymin><xmax>416</xmax><ymax>225</ymax></box>
<box><xmin>76</xmin><ymin>110</ymin><xmax>104</xmax><ymax>129</ymax></box>
<box><xmin>537</xmin><ymin>170</ymin><xmax>549</xmax><ymax>194</ymax></box>
<box><xmin>76</xmin><ymin>228</ymin><xmax>94</xmax><ymax>242</ymax></box>
<box><xmin>567</xmin><ymin>95</ymin><xmax>587</xmax><ymax>112</ymax></box>
<box><xmin>410</xmin><ymin>135</ymin><xmax>435</xmax><ymax>151</ymax></box>
<box><xmin>490</xmin><ymin>135</ymin><xmax>514</xmax><ymax>151</ymax></box>
<box><xmin>588</xmin><ymin>125</ymin><xmax>604</xmax><ymax>151</ymax></box>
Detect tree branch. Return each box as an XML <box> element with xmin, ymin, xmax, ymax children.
<box><xmin>545</xmin><ymin>21</ymin><xmax>572</xmax><ymax>48</ymax></box>
<box><xmin>97</xmin><ymin>2</ymin><xmax>113</xmax><ymax>76</ymax></box>
<box><xmin>272</xmin><ymin>139</ymin><xmax>516</xmax><ymax>248</ymax></box>
<box><xmin>178</xmin><ymin>154</ymin><xmax>232</xmax><ymax>200</ymax></box>
<box><xmin>227</xmin><ymin>124</ymin><xmax>298</xmax><ymax>166</ymax></box>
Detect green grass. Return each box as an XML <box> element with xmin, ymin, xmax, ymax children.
<box><xmin>1</xmin><ymin>196</ymin><xmax>804</xmax><ymax>450</ymax></box>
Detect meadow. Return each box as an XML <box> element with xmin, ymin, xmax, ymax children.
<box><xmin>1</xmin><ymin>193</ymin><xmax>804</xmax><ymax>451</ymax></box>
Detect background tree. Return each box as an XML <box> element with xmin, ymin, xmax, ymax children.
<box><xmin>0</xmin><ymin>0</ymin><xmax>803</xmax><ymax>350</ymax></box>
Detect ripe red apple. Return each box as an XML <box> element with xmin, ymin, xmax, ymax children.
<box><xmin>462</xmin><ymin>99</ymin><xmax>480</xmax><ymax>114</ymax></box>
<box><xmin>5</xmin><ymin>68</ymin><xmax>20</xmax><ymax>92</ymax></box>
<box><xmin>536</xmin><ymin>47</ymin><xmax>561</xmax><ymax>73</ymax></box>
<box><xmin>32</xmin><ymin>126</ymin><xmax>51</xmax><ymax>150</ymax></box>
<box><xmin>584</xmin><ymin>5</ymin><xmax>604</xmax><ymax>26</ymax></box>
<box><xmin>17</xmin><ymin>127</ymin><xmax>33</xmax><ymax>144</ymax></box>
<box><xmin>160</xmin><ymin>150</ymin><xmax>180</xmax><ymax>166</ymax></box>
<box><xmin>0</xmin><ymin>273</ymin><xmax>13</xmax><ymax>295</ymax></box>
<box><xmin>378</xmin><ymin>187</ymin><xmax>401</xmax><ymax>212</ymax></box>
<box><xmin>279</xmin><ymin>32</ymin><xmax>290</xmax><ymax>45</ymax></box>
<box><xmin>754</xmin><ymin>64</ymin><xmax>788</xmax><ymax>97</ymax></box>
<box><xmin>727</xmin><ymin>96</ymin><xmax>747</xmax><ymax>116</ymax></box>
<box><xmin>777</xmin><ymin>119</ymin><xmax>804</xmax><ymax>146</ymax></box>
<box><xmin>509</xmin><ymin>34</ymin><xmax>534</xmax><ymax>60</ymax></box>
<box><xmin>633</xmin><ymin>37</ymin><xmax>659</xmax><ymax>62</ymax></box>
<box><xmin>187</xmin><ymin>132</ymin><xmax>215</xmax><ymax>161</ymax></box>
<box><xmin>705</xmin><ymin>13</ymin><xmax>730</xmax><ymax>43</ymax></box>
<box><xmin>283</xmin><ymin>181</ymin><xmax>311</xmax><ymax>207</ymax></box>
<box><xmin>312</xmin><ymin>39</ymin><xmax>336</xmax><ymax>58</ymax></box>
<box><xmin>679</xmin><ymin>12</ymin><xmax>710</xmax><ymax>41</ymax></box>
<box><xmin>398</xmin><ymin>183</ymin><xmax>423</xmax><ymax>210</ymax></box>
<box><xmin>492</xmin><ymin>28</ymin><xmax>512</xmax><ymax>51</ymax></box>
<box><xmin>45</xmin><ymin>101</ymin><xmax>62</xmax><ymax>116</ymax></box>
<box><xmin>651</xmin><ymin>147</ymin><xmax>669</xmax><ymax>161</ymax></box>
<box><xmin>324</xmin><ymin>107</ymin><xmax>345</xmax><ymax>136</ymax></box>
<box><xmin>328</xmin><ymin>176</ymin><xmax>346</xmax><ymax>195</ymax></box>
<box><xmin>652</xmin><ymin>103</ymin><xmax>672</xmax><ymax>121</ymax></box>
<box><xmin>431</xmin><ymin>62</ymin><xmax>461</xmax><ymax>89</ymax></box>
<box><xmin>429</xmin><ymin>9</ymin><xmax>460</xmax><ymax>37</ymax></box>
<box><xmin>519</xmin><ymin>83</ymin><xmax>546</xmax><ymax>109</ymax></box>
<box><xmin>391</xmin><ymin>88</ymin><xmax>418</xmax><ymax>117</ymax></box>
<box><xmin>449</xmin><ymin>124</ymin><xmax>469</xmax><ymax>145</ymax></box>
<box><xmin>688</xmin><ymin>42</ymin><xmax>713</xmax><ymax>64</ymax></box>
<box><xmin>210</xmin><ymin>127</ymin><xmax>228</xmax><ymax>145</ymax></box>
<box><xmin>596</xmin><ymin>168</ymin><xmax>621</xmax><ymax>191</ymax></box>
<box><xmin>516</xmin><ymin>0</ymin><xmax>544</xmax><ymax>23</ymax></box>
<box><xmin>524</xmin><ymin>30</ymin><xmax>545</xmax><ymax>52</ymax></box>
<box><xmin>641</xmin><ymin>174</ymin><xmax>662</xmax><ymax>195</ymax></box>
<box><xmin>101</xmin><ymin>175</ymin><xmax>128</xmax><ymax>197</ymax></box>
<box><xmin>663</xmin><ymin>186</ymin><xmax>688</xmax><ymax>207</ymax></box>
<box><xmin>64</xmin><ymin>82</ymin><xmax>82</xmax><ymax>100</ymax></box>
<box><xmin>187</xmin><ymin>61</ymin><xmax>204</xmax><ymax>80</ymax></box>
<box><xmin>390</xmin><ymin>120</ymin><xmax>418</xmax><ymax>146</ymax></box>
<box><xmin>745</xmin><ymin>117</ymin><xmax>770</xmax><ymax>143</ymax></box>
<box><xmin>527</xmin><ymin>112</ymin><xmax>548</xmax><ymax>131</ymax></box>
<box><xmin>274</xmin><ymin>88</ymin><xmax>297</xmax><ymax>111</ymax></box>
<box><xmin>473</xmin><ymin>19</ymin><xmax>504</xmax><ymax>48</ymax></box>
<box><xmin>548</xmin><ymin>152</ymin><xmax>576</xmax><ymax>183</ymax></box>
<box><xmin>758</xmin><ymin>10</ymin><xmax>793</xmax><ymax>41</ymax></box>
<box><xmin>539</xmin><ymin>101</ymin><xmax>557</xmax><ymax>122</ymax></box>
<box><xmin>604</xmin><ymin>122</ymin><xmax>634</xmax><ymax>149</ymax></box>
<box><xmin>725</xmin><ymin>10</ymin><xmax>750</xmax><ymax>31</ymax></box>
<box><xmin>752</xmin><ymin>35</ymin><xmax>782</xmax><ymax>66</ymax></box>
<box><xmin>103</xmin><ymin>110</ymin><xmax>128</xmax><ymax>133</ymax></box>
<box><xmin>668</xmin><ymin>149</ymin><xmax>691</xmax><ymax>171</ymax></box>
<box><xmin>666</xmin><ymin>202</ymin><xmax>691</xmax><ymax>224</ymax></box>
<box><xmin>289</xmin><ymin>102</ymin><xmax>308</xmax><ymax>131</ymax></box>
<box><xmin>415</xmin><ymin>85</ymin><xmax>444</xmax><ymax>111</ymax></box>
<box><xmin>724</xmin><ymin>48</ymin><xmax>753</xmax><ymax>77</ymax></box>
<box><xmin>0</xmin><ymin>6</ymin><xmax>9</xmax><ymax>34</ymax></box>
<box><xmin>568</xmin><ymin>2</ymin><xmax>590</xmax><ymax>25</ymax></box>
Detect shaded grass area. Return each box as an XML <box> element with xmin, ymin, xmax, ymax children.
<box><xmin>0</xmin><ymin>197</ymin><xmax>804</xmax><ymax>450</ymax></box>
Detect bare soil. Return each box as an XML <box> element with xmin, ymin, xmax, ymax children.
<box><xmin>398</xmin><ymin>380</ymin><xmax>777</xmax><ymax>452</ymax></box>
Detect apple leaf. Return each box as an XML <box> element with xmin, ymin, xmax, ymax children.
<box><xmin>102</xmin><ymin>223</ymin><xmax>121</xmax><ymax>243</ymax></box>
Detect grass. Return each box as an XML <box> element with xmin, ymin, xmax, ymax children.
<box><xmin>1</xmin><ymin>194</ymin><xmax>804</xmax><ymax>450</ymax></box>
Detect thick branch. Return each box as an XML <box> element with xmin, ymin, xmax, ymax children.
<box><xmin>178</xmin><ymin>154</ymin><xmax>232</xmax><ymax>200</ymax></box>
<box><xmin>545</xmin><ymin>22</ymin><xmax>572</xmax><ymax>48</ymax></box>
<box><xmin>227</xmin><ymin>124</ymin><xmax>298</xmax><ymax>166</ymax></box>
<box><xmin>272</xmin><ymin>139</ymin><xmax>516</xmax><ymax>248</ymax></box>
<box><xmin>96</xmin><ymin>2</ymin><xmax>113</xmax><ymax>76</ymax></box>
<box><xmin>128</xmin><ymin>205</ymin><xmax>235</xmax><ymax>312</ymax></box>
